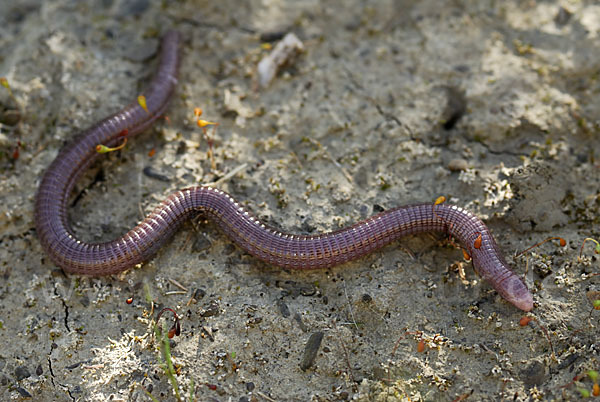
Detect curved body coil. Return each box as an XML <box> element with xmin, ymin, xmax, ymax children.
<box><xmin>35</xmin><ymin>31</ymin><xmax>533</xmax><ymax>311</ymax></box>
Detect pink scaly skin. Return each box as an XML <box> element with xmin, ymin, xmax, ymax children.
<box><xmin>35</xmin><ymin>30</ymin><xmax>533</xmax><ymax>312</ymax></box>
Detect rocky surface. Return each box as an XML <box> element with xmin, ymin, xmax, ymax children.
<box><xmin>1</xmin><ymin>1</ymin><xmax>599</xmax><ymax>400</ymax></box>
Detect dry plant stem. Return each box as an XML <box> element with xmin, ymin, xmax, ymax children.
<box><xmin>579</xmin><ymin>237</ymin><xmax>600</xmax><ymax>260</ymax></box>
<box><xmin>515</xmin><ymin>236</ymin><xmax>566</xmax><ymax>258</ymax></box>
<box><xmin>34</xmin><ymin>31</ymin><xmax>533</xmax><ymax>312</ymax></box>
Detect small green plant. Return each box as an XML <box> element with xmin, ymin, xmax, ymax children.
<box><xmin>140</xmin><ymin>284</ymin><xmax>194</xmax><ymax>402</ymax></box>
<box><xmin>560</xmin><ymin>369</ymin><xmax>600</xmax><ymax>398</ymax></box>
<box><xmin>579</xmin><ymin>237</ymin><xmax>600</xmax><ymax>260</ymax></box>
<box><xmin>151</xmin><ymin>319</ymin><xmax>181</xmax><ymax>400</ymax></box>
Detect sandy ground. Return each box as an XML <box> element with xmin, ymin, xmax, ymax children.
<box><xmin>1</xmin><ymin>0</ymin><xmax>600</xmax><ymax>401</ymax></box>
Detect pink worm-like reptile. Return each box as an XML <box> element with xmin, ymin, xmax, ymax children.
<box><xmin>35</xmin><ymin>31</ymin><xmax>534</xmax><ymax>312</ymax></box>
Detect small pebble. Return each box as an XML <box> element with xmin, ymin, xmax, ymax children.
<box><xmin>123</xmin><ymin>40</ymin><xmax>159</xmax><ymax>63</ymax></box>
<box><xmin>276</xmin><ymin>299</ymin><xmax>290</xmax><ymax>317</ymax></box>
<box><xmin>373</xmin><ymin>204</ymin><xmax>385</xmax><ymax>213</ymax></box>
<box><xmin>192</xmin><ymin>234</ymin><xmax>212</xmax><ymax>253</ymax></box>
<box><xmin>294</xmin><ymin>313</ymin><xmax>308</xmax><ymax>332</ymax></box>
<box><xmin>554</xmin><ymin>7</ymin><xmax>572</xmax><ymax>26</ymax></box>
<box><xmin>143</xmin><ymin>166</ymin><xmax>171</xmax><ymax>182</ymax></box>
<box><xmin>557</xmin><ymin>353</ymin><xmax>579</xmax><ymax>369</ymax></box>
<box><xmin>442</xmin><ymin>86</ymin><xmax>466</xmax><ymax>130</ymax></box>
<box><xmin>520</xmin><ymin>360</ymin><xmax>546</xmax><ymax>386</ymax></box>
<box><xmin>200</xmin><ymin>300</ymin><xmax>220</xmax><ymax>317</ymax></box>
<box><xmin>66</xmin><ymin>362</ymin><xmax>82</xmax><ymax>370</ymax></box>
<box><xmin>448</xmin><ymin>158</ymin><xmax>468</xmax><ymax>172</ymax></box>
<box><xmin>79</xmin><ymin>295</ymin><xmax>90</xmax><ymax>307</ymax></box>
<box><xmin>300</xmin><ymin>331</ymin><xmax>324</xmax><ymax>371</ymax></box>
<box><xmin>260</xmin><ymin>31</ymin><xmax>287</xmax><ymax>43</ymax></box>
<box><xmin>257</xmin><ymin>33</ymin><xmax>304</xmax><ymax>88</ymax></box>
<box><xmin>121</xmin><ymin>0</ymin><xmax>149</xmax><ymax>16</ymax></box>
<box><xmin>188</xmin><ymin>288</ymin><xmax>206</xmax><ymax>304</ymax></box>
<box><xmin>16</xmin><ymin>387</ymin><xmax>32</xmax><ymax>398</ymax></box>
<box><xmin>15</xmin><ymin>366</ymin><xmax>30</xmax><ymax>381</ymax></box>
<box><xmin>0</xmin><ymin>108</ymin><xmax>21</xmax><ymax>126</ymax></box>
